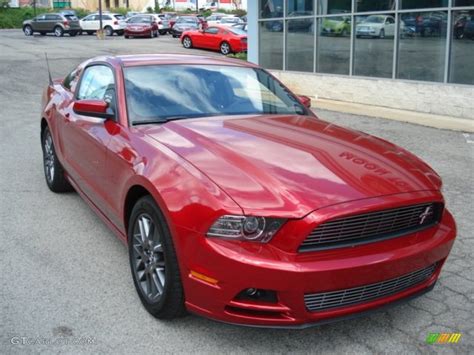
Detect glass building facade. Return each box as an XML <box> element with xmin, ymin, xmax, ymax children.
<box><xmin>258</xmin><ymin>0</ymin><xmax>474</xmax><ymax>84</ymax></box>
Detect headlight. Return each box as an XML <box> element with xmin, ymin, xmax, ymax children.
<box><xmin>207</xmin><ymin>215</ymin><xmax>286</xmax><ymax>243</ymax></box>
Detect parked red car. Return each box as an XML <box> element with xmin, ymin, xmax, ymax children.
<box><xmin>41</xmin><ymin>54</ymin><xmax>456</xmax><ymax>328</ymax></box>
<box><xmin>124</xmin><ymin>14</ymin><xmax>159</xmax><ymax>39</ymax></box>
<box><xmin>181</xmin><ymin>25</ymin><xmax>247</xmax><ymax>55</ymax></box>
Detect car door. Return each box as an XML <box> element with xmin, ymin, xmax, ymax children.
<box><xmin>200</xmin><ymin>27</ymin><xmax>220</xmax><ymax>49</ymax></box>
<box><xmin>58</xmin><ymin>64</ymin><xmax>117</xmax><ymax>215</ymax></box>
<box><xmin>81</xmin><ymin>15</ymin><xmax>93</xmax><ymax>30</ymax></box>
<box><xmin>385</xmin><ymin>16</ymin><xmax>395</xmax><ymax>36</ymax></box>
<box><xmin>45</xmin><ymin>14</ymin><xmax>60</xmax><ymax>32</ymax></box>
<box><xmin>34</xmin><ymin>14</ymin><xmax>48</xmax><ymax>31</ymax></box>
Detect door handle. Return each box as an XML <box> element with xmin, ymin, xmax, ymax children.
<box><xmin>65</xmin><ymin>112</ymin><xmax>70</xmax><ymax>122</ymax></box>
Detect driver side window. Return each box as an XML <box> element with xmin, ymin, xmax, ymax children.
<box><xmin>77</xmin><ymin>65</ymin><xmax>115</xmax><ymax>100</ymax></box>
<box><xmin>77</xmin><ymin>65</ymin><xmax>116</xmax><ymax>113</ymax></box>
<box><xmin>205</xmin><ymin>27</ymin><xmax>219</xmax><ymax>34</ymax></box>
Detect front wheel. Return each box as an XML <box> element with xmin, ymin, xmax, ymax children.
<box><xmin>42</xmin><ymin>127</ymin><xmax>72</xmax><ymax>192</ymax></box>
<box><xmin>23</xmin><ymin>25</ymin><xmax>33</xmax><ymax>36</ymax></box>
<box><xmin>182</xmin><ymin>36</ymin><xmax>192</xmax><ymax>48</ymax></box>
<box><xmin>129</xmin><ymin>196</ymin><xmax>186</xmax><ymax>319</ymax></box>
<box><xmin>220</xmin><ymin>41</ymin><xmax>231</xmax><ymax>55</ymax></box>
<box><xmin>54</xmin><ymin>26</ymin><xmax>64</xmax><ymax>37</ymax></box>
<box><xmin>379</xmin><ymin>29</ymin><xmax>385</xmax><ymax>39</ymax></box>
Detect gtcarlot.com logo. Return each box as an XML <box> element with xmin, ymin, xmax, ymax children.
<box><xmin>426</xmin><ymin>333</ymin><xmax>462</xmax><ymax>344</ymax></box>
<box><xmin>10</xmin><ymin>336</ymin><xmax>96</xmax><ymax>346</ymax></box>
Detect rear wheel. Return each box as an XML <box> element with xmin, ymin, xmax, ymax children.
<box><xmin>41</xmin><ymin>127</ymin><xmax>72</xmax><ymax>193</ymax></box>
<box><xmin>54</xmin><ymin>26</ymin><xmax>64</xmax><ymax>37</ymax></box>
<box><xmin>220</xmin><ymin>41</ymin><xmax>231</xmax><ymax>55</ymax></box>
<box><xmin>69</xmin><ymin>31</ymin><xmax>78</xmax><ymax>37</ymax></box>
<box><xmin>182</xmin><ymin>36</ymin><xmax>192</xmax><ymax>49</ymax></box>
<box><xmin>23</xmin><ymin>25</ymin><xmax>33</xmax><ymax>36</ymax></box>
<box><xmin>104</xmin><ymin>26</ymin><xmax>113</xmax><ymax>36</ymax></box>
<box><xmin>129</xmin><ymin>196</ymin><xmax>187</xmax><ymax>319</ymax></box>
<box><xmin>87</xmin><ymin>31</ymin><xmax>94</xmax><ymax>35</ymax></box>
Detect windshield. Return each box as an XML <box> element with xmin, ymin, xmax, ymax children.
<box><xmin>129</xmin><ymin>16</ymin><xmax>152</xmax><ymax>23</ymax></box>
<box><xmin>365</xmin><ymin>16</ymin><xmax>385</xmax><ymax>23</ymax></box>
<box><xmin>124</xmin><ymin>65</ymin><xmax>307</xmax><ymax>124</ymax></box>
<box><xmin>178</xmin><ymin>17</ymin><xmax>196</xmax><ymax>24</ymax></box>
<box><xmin>222</xmin><ymin>17</ymin><xmax>239</xmax><ymax>23</ymax></box>
<box><xmin>114</xmin><ymin>14</ymin><xmax>125</xmax><ymax>20</ymax></box>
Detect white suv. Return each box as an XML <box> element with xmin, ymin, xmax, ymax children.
<box><xmin>80</xmin><ymin>13</ymin><xmax>127</xmax><ymax>36</ymax></box>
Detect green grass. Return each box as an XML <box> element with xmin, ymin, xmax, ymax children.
<box><xmin>227</xmin><ymin>52</ymin><xmax>247</xmax><ymax>61</ymax></box>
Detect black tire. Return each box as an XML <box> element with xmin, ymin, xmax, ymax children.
<box><xmin>41</xmin><ymin>126</ymin><xmax>73</xmax><ymax>193</ymax></box>
<box><xmin>124</xmin><ymin>35</ymin><xmax>129</xmax><ymax>39</ymax></box>
<box><xmin>182</xmin><ymin>36</ymin><xmax>192</xmax><ymax>49</ymax></box>
<box><xmin>87</xmin><ymin>31</ymin><xmax>94</xmax><ymax>35</ymax></box>
<box><xmin>159</xmin><ymin>30</ymin><xmax>166</xmax><ymax>35</ymax></box>
<box><xmin>40</xmin><ymin>32</ymin><xmax>46</xmax><ymax>36</ymax></box>
<box><xmin>117</xmin><ymin>30</ymin><xmax>124</xmax><ymax>36</ymax></box>
<box><xmin>220</xmin><ymin>41</ymin><xmax>231</xmax><ymax>55</ymax></box>
<box><xmin>23</xmin><ymin>25</ymin><xmax>33</xmax><ymax>36</ymax></box>
<box><xmin>128</xmin><ymin>196</ymin><xmax>186</xmax><ymax>319</ymax></box>
<box><xmin>104</xmin><ymin>26</ymin><xmax>113</xmax><ymax>36</ymax></box>
<box><xmin>379</xmin><ymin>29</ymin><xmax>385</xmax><ymax>39</ymax></box>
<box><xmin>69</xmin><ymin>31</ymin><xmax>78</xmax><ymax>37</ymax></box>
<box><xmin>53</xmin><ymin>26</ymin><xmax>64</xmax><ymax>37</ymax></box>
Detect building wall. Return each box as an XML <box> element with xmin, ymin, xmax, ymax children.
<box><xmin>248</xmin><ymin>1</ymin><xmax>474</xmax><ymax>120</ymax></box>
<box><xmin>270</xmin><ymin>70</ymin><xmax>474</xmax><ymax>119</ymax></box>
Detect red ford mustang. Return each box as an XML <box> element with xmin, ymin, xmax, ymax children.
<box><xmin>41</xmin><ymin>54</ymin><xmax>456</xmax><ymax>328</ymax></box>
<box><xmin>181</xmin><ymin>25</ymin><xmax>247</xmax><ymax>55</ymax></box>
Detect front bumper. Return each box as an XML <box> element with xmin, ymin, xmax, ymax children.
<box><xmin>176</xmin><ymin>195</ymin><xmax>456</xmax><ymax>327</ymax></box>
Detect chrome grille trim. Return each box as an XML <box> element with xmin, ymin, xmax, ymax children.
<box><xmin>300</xmin><ymin>203</ymin><xmax>442</xmax><ymax>251</ymax></box>
<box><xmin>304</xmin><ymin>263</ymin><xmax>437</xmax><ymax>312</ymax></box>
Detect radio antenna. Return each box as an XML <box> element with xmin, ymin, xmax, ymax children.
<box><xmin>45</xmin><ymin>52</ymin><xmax>53</xmax><ymax>86</ymax></box>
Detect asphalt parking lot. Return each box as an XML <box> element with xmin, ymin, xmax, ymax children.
<box><xmin>0</xmin><ymin>29</ymin><xmax>473</xmax><ymax>354</ymax></box>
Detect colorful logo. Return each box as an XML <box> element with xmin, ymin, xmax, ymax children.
<box><xmin>426</xmin><ymin>333</ymin><xmax>462</xmax><ymax>344</ymax></box>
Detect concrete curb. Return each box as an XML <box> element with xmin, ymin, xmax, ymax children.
<box><xmin>312</xmin><ymin>98</ymin><xmax>474</xmax><ymax>133</ymax></box>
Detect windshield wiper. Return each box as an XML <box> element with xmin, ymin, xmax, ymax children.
<box><xmin>132</xmin><ymin>117</ymin><xmax>189</xmax><ymax>126</ymax></box>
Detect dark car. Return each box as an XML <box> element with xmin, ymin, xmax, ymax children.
<box><xmin>124</xmin><ymin>15</ymin><xmax>159</xmax><ymax>39</ymax></box>
<box><xmin>455</xmin><ymin>14</ymin><xmax>474</xmax><ymax>39</ymax></box>
<box><xmin>170</xmin><ymin>16</ymin><xmax>201</xmax><ymax>38</ymax></box>
<box><xmin>23</xmin><ymin>13</ymin><xmax>81</xmax><ymax>37</ymax></box>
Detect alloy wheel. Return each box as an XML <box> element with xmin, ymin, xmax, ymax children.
<box><xmin>43</xmin><ymin>131</ymin><xmax>55</xmax><ymax>184</ymax></box>
<box><xmin>220</xmin><ymin>42</ymin><xmax>230</xmax><ymax>55</ymax></box>
<box><xmin>131</xmin><ymin>214</ymin><xmax>166</xmax><ymax>302</ymax></box>
<box><xmin>54</xmin><ymin>27</ymin><xmax>63</xmax><ymax>37</ymax></box>
<box><xmin>24</xmin><ymin>26</ymin><xmax>32</xmax><ymax>36</ymax></box>
<box><xmin>183</xmin><ymin>37</ymin><xmax>192</xmax><ymax>48</ymax></box>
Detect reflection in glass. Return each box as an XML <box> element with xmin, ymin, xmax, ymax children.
<box><xmin>398</xmin><ymin>12</ymin><xmax>447</xmax><ymax>82</ymax></box>
<box><xmin>259</xmin><ymin>21</ymin><xmax>284</xmax><ymax>69</ymax></box>
<box><xmin>354</xmin><ymin>14</ymin><xmax>394</xmax><ymax>78</ymax></box>
<box><xmin>401</xmin><ymin>0</ymin><xmax>448</xmax><ymax>9</ymax></box>
<box><xmin>450</xmin><ymin>11</ymin><xmax>474</xmax><ymax>84</ymax></box>
<box><xmin>318</xmin><ymin>0</ymin><xmax>351</xmax><ymax>15</ymax></box>
<box><xmin>455</xmin><ymin>0</ymin><xmax>474</xmax><ymax>6</ymax></box>
<box><xmin>259</xmin><ymin>0</ymin><xmax>284</xmax><ymax>19</ymax></box>
<box><xmin>287</xmin><ymin>0</ymin><xmax>313</xmax><ymax>16</ymax></box>
<box><xmin>286</xmin><ymin>19</ymin><xmax>314</xmax><ymax>72</ymax></box>
<box><xmin>356</xmin><ymin>0</ymin><xmax>395</xmax><ymax>12</ymax></box>
<box><xmin>317</xmin><ymin>17</ymin><xmax>351</xmax><ymax>75</ymax></box>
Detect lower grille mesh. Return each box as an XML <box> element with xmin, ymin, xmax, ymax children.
<box><xmin>304</xmin><ymin>263</ymin><xmax>437</xmax><ymax>312</ymax></box>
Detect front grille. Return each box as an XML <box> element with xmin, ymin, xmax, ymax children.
<box><xmin>300</xmin><ymin>203</ymin><xmax>442</xmax><ymax>252</ymax></box>
<box><xmin>304</xmin><ymin>263</ymin><xmax>437</xmax><ymax>312</ymax></box>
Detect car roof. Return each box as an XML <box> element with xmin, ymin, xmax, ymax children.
<box><xmin>89</xmin><ymin>54</ymin><xmax>258</xmax><ymax>68</ymax></box>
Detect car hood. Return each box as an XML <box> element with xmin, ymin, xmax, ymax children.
<box><xmin>141</xmin><ymin>115</ymin><xmax>441</xmax><ymax>218</ymax></box>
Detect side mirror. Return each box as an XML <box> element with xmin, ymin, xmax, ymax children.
<box><xmin>298</xmin><ymin>95</ymin><xmax>312</xmax><ymax>108</ymax></box>
<box><xmin>73</xmin><ymin>99</ymin><xmax>114</xmax><ymax>119</ymax></box>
